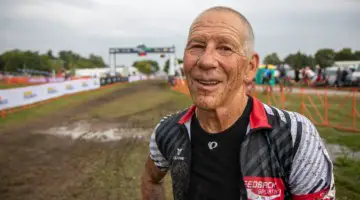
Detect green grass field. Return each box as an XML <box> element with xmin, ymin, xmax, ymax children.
<box><xmin>0</xmin><ymin>80</ymin><xmax>359</xmax><ymax>199</ymax></box>
<box><xmin>0</xmin><ymin>82</ymin><xmax>35</xmax><ymax>89</ymax></box>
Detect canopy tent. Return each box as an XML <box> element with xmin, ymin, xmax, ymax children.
<box><xmin>255</xmin><ymin>64</ymin><xmax>277</xmax><ymax>85</ymax></box>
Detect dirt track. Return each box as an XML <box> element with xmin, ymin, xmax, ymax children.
<box><xmin>0</xmin><ymin>81</ymin><xmax>178</xmax><ymax>200</ymax></box>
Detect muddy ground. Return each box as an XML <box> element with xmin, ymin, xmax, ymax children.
<box><xmin>0</xmin><ymin>81</ymin><xmax>182</xmax><ymax>200</ymax></box>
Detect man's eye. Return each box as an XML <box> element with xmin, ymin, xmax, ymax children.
<box><xmin>218</xmin><ymin>46</ymin><xmax>232</xmax><ymax>51</ymax></box>
<box><xmin>191</xmin><ymin>44</ymin><xmax>204</xmax><ymax>49</ymax></box>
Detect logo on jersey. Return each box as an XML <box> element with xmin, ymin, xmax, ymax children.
<box><xmin>177</xmin><ymin>148</ymin><xmax>183</xmax><ymax>156</ymax></box>
<box><xmin>173</xmin><ymin>148</ymin><xmax>184</xmax><ymax>161</ymax></box>
<box><xmin>244</xmin><ymin>176</ymin><xmax>285</xmax><ymax>200</ymax></box>
<box><xmin>208</xmin><ymin>141</ymin><xmax>218</xmax><ymax>150</ymax></box>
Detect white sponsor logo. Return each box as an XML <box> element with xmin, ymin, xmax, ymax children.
<box><xmin>177</xmin><ymin>148</ymin><xmax>183</xmax><ymax>156</ymax></box>
<box><xmin>173</xmin><ymin>148</ymin><xmax>185</xmax><ymax>161</ymax></box>
<box><xmin>247</xmin><ymin>188</ymin><xmax>281</xmax><ymax>200</ymax></box>
<box><xmin>208</xmin><ymin>141</ymin><xmax>218</xmax><ymax>150</ymax></box>
<box><xmin>245</xmin><ymin>181</ymin><xmax>276</xmax><ymax>189</ymax></box>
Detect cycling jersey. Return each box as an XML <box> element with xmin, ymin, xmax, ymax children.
<box><xmin>149</xmin><ymin>97</ymin><xmax>335</xmax><ymax>200</ymax></box>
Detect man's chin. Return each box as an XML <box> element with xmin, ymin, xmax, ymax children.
<box><xmin>192</xmin><ymin>96</ymin><xmax>218</xmax><ymax>110</ymax></box>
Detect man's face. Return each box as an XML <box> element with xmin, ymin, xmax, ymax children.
<box><xmin>183</xmin><ymin>11</ymin><xmax>256</xmax><ymax>110</ymax></box>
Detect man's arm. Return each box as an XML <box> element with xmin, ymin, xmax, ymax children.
<box><xmin>141</xmin><ymin>156</ymin><xmax>167</xmax><ymax>200</ymax></box>
<box><xmin>142</xmin><ymin>124</ymin><xmax>170</xmax><ymax>200</ymax></box>
<box><xmin>289</xmin><ymin>114</ymin><xmax>335</xmax><ymax>200</ymax></box>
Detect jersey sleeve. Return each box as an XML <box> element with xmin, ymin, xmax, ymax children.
<box><xmin>149</xmin><ymin>123</ymin><xmax>170</xmax><ymax>171</ymax></box>
<box><xmin>289</xmin><ymin>114</ymin><xmax>335</xmax><ymax>199</ymax></box>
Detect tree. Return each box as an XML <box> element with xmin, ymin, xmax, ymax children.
<box><xmin>334</xmin><ymin>48</ymin><xmax>357</xmax><ymax>61</ymax></box>
<box><xmin>164</xmin><ymin>58</ymin><xmax>183</xmax><ymax>74</ymax></box>
<box><xmin>315</xmin><ymin>48</ymin><xmax>335</xmax><ymax>68</ymax></box>
<box><xmin>263</xmin><ymin>53</ymin><xmax>281</xmax><ymax>65</ymax></box>
<box><xmin>89</xmin><ymin>54</ymin><xmax>105</xmax><ymax>66</ymax></box>
<box><xmin>355</xmin><ymin>51</ymin><xmax>360</xmax><ymax>60</ymax></box>
<box><xmin>284</xmin><ymin>51</ymin><xmax>315</xmax><ymax>69</ymax></box>
<box><xmin>0</xmin><ymin>49</ymin><xmax>105</xmax><ymax>74</ymax></box>
<box><xmin>0</xmin><ymin>55</ymin><xmax>4</xmax><ymax>72</ymax></box>
<box><xmin>47</xmin><ymin>50</ymin><xmax>54</xmax><ymax>59</ymax></box>
<box><xmin>132</xmin><ymin>60</ymin><xmax>159</xmax><ymax>75</ymax></box>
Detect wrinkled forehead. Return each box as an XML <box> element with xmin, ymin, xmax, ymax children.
<box><xmin>189</xmin><ymin>10</ymin><xmax>247</xmax><ymax>39</ymax></box>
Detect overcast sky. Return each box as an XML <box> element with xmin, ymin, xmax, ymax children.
<box><xmin>1</xmin><ymin>0</ymin><xmax>360</xmax><ymax>67</ymax></box>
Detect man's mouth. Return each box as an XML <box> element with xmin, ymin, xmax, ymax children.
<box><xmin>195</xmin><ymin>79</ymin><xmax>221</xmax><ymax>86</ymax></box>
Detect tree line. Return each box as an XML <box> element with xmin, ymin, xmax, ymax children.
<box><xmin>0</xmin><ymin>49</ymin><xmax>105</xmax><ymax>75</ymax></box>
<box><xmin>131</xmin><ymin>58</ymin><xmax>183</xmax><ymax>75</ymax></box>
<box><xmin>263</xmin><ymin>48</ymin><xmax>360</xmax><ymax>69</ymax></box>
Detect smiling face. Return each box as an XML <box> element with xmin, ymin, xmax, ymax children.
<box><xmin>183</xmin><ymin>10</ymin><xmax>258</xmax><ymax>110</ymax></box>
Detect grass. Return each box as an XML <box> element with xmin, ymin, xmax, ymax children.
<box><xmin>317</xmin><ymin>127</ymin><xmax>360</xmax><ymax>151</ymax></box>
<box><xmin>0</xmin><ymin>83</ymin><xmax>35</xmax><ymax>89</ymax></box>
<box><xmin>0</xmin><ymin>82</ymin><xmax>129</xmax><ymax>132</ymax></box>
<box><xmin>74</xmin><ymin>86</ymin><xmax>192</xmax><ymax>127</ymax></box>
<box><xmin>334</xmin><ymin>157</ymin><xmax>360</xmax><ymax>200</ymax></box>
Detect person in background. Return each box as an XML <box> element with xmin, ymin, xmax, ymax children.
<box><xmin>335</xmin><ymin>67</ymin><xmax>341</xmax><ymax>88</ymax></box>
<box><xmin>294</xmin><ymin>68</ymin><xmax>300</xmax><ymax>83</ymax></box>
<box><xmin>262</xmin><ymin>64</ymin><xmax>273</xmax><ymax>92</ymax></box>
<box><xmin>341</xmin><ymin>67</ymin><xmax>349</xmax><ymax>86</ymax></box>
<box><xmin>278</xmin><ymin>63</ymin><xmax>287</xmax><ymax>92</ymax></box>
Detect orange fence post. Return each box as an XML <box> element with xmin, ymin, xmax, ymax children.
<box><xmin>324</xmin><ymin>88</ymin><xmax>328</xmax><ymax>126</ymax></box>
<box><xmin>281</xmin><ymin>89</ymin><xmax>285</xmax><ymax>109</ymax></box>
<box><xmin>1</xmin><ymin>110</ymin><xmax>5</xmax><ymax>119</ymax></box>
<box><xmin>352</xmin><ymin>89</ymin><xmax>356</xmax><ymax>129</ymax></box>
<box><xmin>301</xmin><ymin>88</ymin><xmax>305</xmax><ymax>115</ymax></box>
<box><xmin>267</xmin><ymin>87</ymin><xmax>271</xmax><ymax>106</ymax></box>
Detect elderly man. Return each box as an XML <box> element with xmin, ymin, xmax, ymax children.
<box><xmin>141</xmin><ymin>6</ymin><xmax>335</xmax><ymax>200</ymax></box>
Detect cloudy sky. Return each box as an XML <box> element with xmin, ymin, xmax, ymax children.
<box><xmin>1</xmin><ymin>0</ymin><xmax>360</xmax><ymax>67</ymax></box>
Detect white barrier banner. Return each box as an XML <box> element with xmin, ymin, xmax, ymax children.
<box><xmin>0</xmin><ymin>78</ymin><xmax>100</xmax><ymax>111</ymax></box>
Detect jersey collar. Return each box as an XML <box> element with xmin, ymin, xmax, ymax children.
<box><xmin>178</xmin><ymin>97</ymin><xmax>272</xmax><ymax>131</ymax></box>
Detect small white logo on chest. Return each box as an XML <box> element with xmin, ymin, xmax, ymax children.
<box><xmin>177</xmin><ymin>148</ymin><xmax>183</xmax><ymax>155</ymax></box>
<box><xmin>173</xmin><ymin>148</ymin><xmax>185</xmax><ymax>161</ymax></box>
<box><xmin>208</xmin><ymin>141</ymin><xmax>218</xmax><ymax>150</ymax></box>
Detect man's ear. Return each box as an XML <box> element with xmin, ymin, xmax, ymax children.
<box><xmin>245</xmin><ymin>53</ymin><xmax>259</xmax><ymax>83</ymax></box>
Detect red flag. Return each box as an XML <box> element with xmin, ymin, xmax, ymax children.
<box><xmin>138</xmin><ymin>52</ymin><xmax>147</xmax><ymax>56</ymax></box>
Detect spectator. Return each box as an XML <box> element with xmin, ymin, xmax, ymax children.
<box><xmin>335</xmin><ymin>68</ymin><xmax>341</xmax><ymax>87</ymax></box>
<box><xmin>294</xmin><ymin>68</ymin><xmax>300</xmax><ymax>82</ymax></box>
<box><xmin>278</xmin><ymin>64</ymin><xmax>287</xmax><ymax>92</ymax></box>
<box><xmin>262</xmin><ymin>65</ymin><xmax>273</xmax><ymax>92</ymax></box>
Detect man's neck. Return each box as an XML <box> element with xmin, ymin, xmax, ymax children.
<box><xmin>196</xmin><ymin>90</ymin><xmax>249</xmax><ymax>134</ymax></box>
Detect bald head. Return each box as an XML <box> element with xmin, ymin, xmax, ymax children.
<box><xmin>190</xmin><ymin>6</ymin><xmax>255</xmax><ymax>57</ymax></box>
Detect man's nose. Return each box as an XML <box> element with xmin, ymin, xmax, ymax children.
<box><xmin>197</xmin><ymin>45</ymin><xmax>218</xmax><ymax>70</ymax></box>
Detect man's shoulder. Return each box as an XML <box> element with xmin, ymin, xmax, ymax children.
<box><xmin>153</xmin><ymin>108</ymin><xmax>189</xmax><ymax>139</ymax></box>
<box><xmin>262</xmin><ymin>103</ymin><xmax>314</xmax><ymax>129</ymax></box>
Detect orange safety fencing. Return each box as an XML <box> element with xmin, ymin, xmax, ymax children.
<box><xmin>0</xmin><ymin>82</ymin><xmax>126</xmax><ymax>119</ymax></box>
<box><xmin>171</xmin><ymin>79</ymin><xmax>360</xmax><ymax>133</ymax></box>
<box><xmin>3</xmin><ymin>77</ymin><xmax>31</xmax><ymax>85</ymax></box>
<box><xmin>1</xmin><ymin>76</ymin><xmax>89</xmax><ymax>85</ymax></box>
